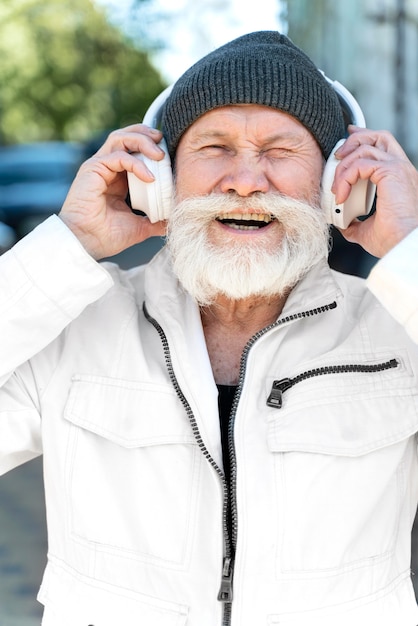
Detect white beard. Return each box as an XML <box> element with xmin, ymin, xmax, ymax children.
<box><xmin>167</xmin><ymin>192</ymin><xmax>330</xmax><ymax>306</ymax></box>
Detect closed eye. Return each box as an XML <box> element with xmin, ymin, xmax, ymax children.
<box><xmin>262</xmin><ymin>147</ymin><xmax>294</xmax><ymax>158</ymax></box>
<box><xmin>200</xmin><ymin>144</ymin><xmax>229</xmax><ymax>155</ymax></box>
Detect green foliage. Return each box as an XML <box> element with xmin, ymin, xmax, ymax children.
<box><xmin>0</xmin><ymin>0</ymin><xmax>167</xmax><ymax>144</ymax></box>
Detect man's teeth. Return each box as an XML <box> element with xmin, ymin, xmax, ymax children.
<box><xmin>216</xmin><ymin>212</ymin><xmax>273</xmax><ymax>230</ymax></box>
<box><xmin>217</xmin><ymin>212</ymin><xmax>272</xmax><ymax>223</ymax></box>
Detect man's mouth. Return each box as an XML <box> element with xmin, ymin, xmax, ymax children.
<box><xmin>215</xmin><ymin>212</ymin><xmax>275</xmax><ymax>231</ymax></box>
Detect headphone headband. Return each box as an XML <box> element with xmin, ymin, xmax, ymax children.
<box><xmin>322</xmin><ymin>73</ymin><xmax>366</xmax><ymax>128</ymax></box>
<box><xmin>142</xmin><ymin>85</ymin><xmax>174</xmax><ymax>128</ymax></box>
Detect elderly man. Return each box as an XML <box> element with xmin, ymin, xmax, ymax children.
<box><xmin>1</xmin><ymin>31</ymin><xmax>418</xmax><ymax>626</ymax></box>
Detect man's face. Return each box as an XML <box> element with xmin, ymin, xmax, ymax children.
<box><xmin>167</xmin><ymin>105</ymin><xmax>329</xmax><ymax>305</ymax></box>
<box><xmin>174</xmin><ymin>104</ymin><xmax>324</xmax><ymax>252</ymax></box>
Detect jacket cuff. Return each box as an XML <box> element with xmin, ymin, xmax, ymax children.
<box><xmin>367</xmin><ymin>228</ymin><xmax>418</xmax><ymax>342</ymax></box>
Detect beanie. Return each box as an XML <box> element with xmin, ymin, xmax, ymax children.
<box><xmin>161</xmin><ymin>31</ymin><xmax>345</xmax><ymax>160</ymax></box>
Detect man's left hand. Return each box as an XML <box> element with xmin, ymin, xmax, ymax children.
<box><xmin>332</xmin><ymin>126</ymin><xmax>418</xmax><ymax>258</ymax></box>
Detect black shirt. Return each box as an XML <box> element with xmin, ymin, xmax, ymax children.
<box><xmin>217</xmin><ymin>384</ymin><xmax>237</xmax><ymax>541</ymax></box>
<box><xmin>217</xmin><ymin>384</ymin><xmax>237</xmax><ymax>486</ymax></box>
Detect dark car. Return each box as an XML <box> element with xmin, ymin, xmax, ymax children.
<box><xmin>0</xmin><ymin>219</ymin><xmax>16</xmax><ymax>254</ymax></box>
<box><xmin>0</xmin><ymin>141</ymin><xmax>84</xmax><ymax>237</ymax></box>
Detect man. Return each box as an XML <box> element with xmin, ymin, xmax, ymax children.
<box><xmin>1</xmin><ymin>30</ymin><xmax>418</xmax><ymax>626</ymax></box>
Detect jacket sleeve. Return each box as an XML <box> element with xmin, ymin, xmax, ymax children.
<box><xmin>0</xmin><ymin>215</ymin><xmax>113</xmax><ymax>474</ymax></box>
<box><xmin>367</xmin><ymin>227</ymin><xmax>418</xmax><ymax>343</ymax></box>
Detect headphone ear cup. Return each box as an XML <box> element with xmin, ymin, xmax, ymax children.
<box><xmin>320</xmin><ymin>139</ymin><xmax>344</xmax><ymax>226</ymax></box>
<box><xmin>127</xmin><ymin>138</ymin><xmax>173</xmax><ymax>223</ymax></box>
<box><xmin>321</xmin><ymin>139</ymin><xmax>376</xmax><ymax>229</ymax></box>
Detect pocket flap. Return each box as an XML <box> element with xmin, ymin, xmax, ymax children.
<box><xmin>267</xmin><ymin>353</ymin><xmax>418</xmax><ymax>456</ymax></box>
<box><xmin>64</xmin><ymin>375</ymin><xmax>195</xmax><ymax>448</ymax></box>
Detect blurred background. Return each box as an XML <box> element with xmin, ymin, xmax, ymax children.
<box><xmin>0</xmin><ymin>0</ymin><xmax>417</xmax><ymax>623</ymax></box>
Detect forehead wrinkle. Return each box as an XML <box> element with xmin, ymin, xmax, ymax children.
<box><xmin>187</xmin><ymin>129</ymin><xmax>231</xmax><ymax>146</ymax></box>
<box><xmin>261</xmin><ymin>130</ymin><xmax>306</xmax><ymax>144</ymax></box>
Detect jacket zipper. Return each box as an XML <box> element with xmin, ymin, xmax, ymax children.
<box><xmin>266</xmin><ymin>358</ymin><xmax>399</xmax><ymax>409</ymax></box>
<box><xmin>144</xmin><ymin>300</ymin><xmax>337</xmax><ymax>626</ymax></box>
<box><xmin>143</xmin><ymin>304</ymin><xmax>234</xmax><ymax>620</ymax></box>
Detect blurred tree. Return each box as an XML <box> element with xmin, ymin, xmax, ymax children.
<box><xmin>0</xmin><ymin>0</ymin><xmax>166</xmax><ymax>144</ymax></box>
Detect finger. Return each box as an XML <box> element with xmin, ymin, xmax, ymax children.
<box><xmin>333</xmin><ymin>148</ymin><xmax>414</xmax><ymax>195</ymax></box>
<box><xmin>95</xmin><ymin>127</ymin><xmax>165</xmax><ymax>159</ymax></box>
<box><xmin>330</xmin><ymin>156</ymin><xmax>380</xmax><ymax>204</ymax></box>
<box><xmin>141</xmin><ymin>219</ymin><xmax>167</xmax><ymax>239</ymax></box>
<box><xmin>84</xmin><ymin>150</ymin><xmax>160</xmax><ymax>185</ymax></box>
<box><xmin>118</xmin><ymin>122</ymin><xmax>163</xmax><ymax>136</ymax></box>
<box><xmin>335</xmin><ymin>127</ymin><xmax>407</xmax><ymax>159</ymax></box>
<box><xmin>117</xmin><ymin>214</ymin><xmax>167</xmax><ymax>249</ymax></box>
<box><xmin>331</xmin><ymin>142</ymin><xmax>408</xmax><ymax>204</ymax></box>
<box><xmin>108</xmin><ymin>123</ymin><xmax>163</xmax><ymax>140</ymax></box>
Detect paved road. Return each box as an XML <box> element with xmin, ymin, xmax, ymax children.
<box><xmin>0</xmin><ymin>458</ymin><xmax>46</xmax><ymax>626</ymax></box>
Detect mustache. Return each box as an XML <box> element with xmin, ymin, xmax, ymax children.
<box><xmin>169</xmin><ymin>191</ymin><xmax>322</xmax><ymax>224</ymax></box>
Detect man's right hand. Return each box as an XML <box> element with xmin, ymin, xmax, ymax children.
<box><xmin>59</xmin><ymin>124</ymin><xmax>168</xmax><ymax>260</ymax></box>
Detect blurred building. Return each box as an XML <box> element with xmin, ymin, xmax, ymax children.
<box><xmin>284</xmin><ymin>0</ymin><xmax>418</xmax><ymax>276</ymax></box>
<box><xmin>286</xmin><ymin>0</ymin><xmax>418</xmax><ymax>165</ymax></box>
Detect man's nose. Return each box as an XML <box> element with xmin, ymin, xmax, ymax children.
<box><xmin>218</xmin><ymin>156</ymin><xmax>270</xmax><ymax>197</ymax></box>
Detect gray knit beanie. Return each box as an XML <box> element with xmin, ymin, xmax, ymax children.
<box><xmin>161</xmin><ymin>31</ymin><xmax>345</xmax><ymax>160</ymax></box>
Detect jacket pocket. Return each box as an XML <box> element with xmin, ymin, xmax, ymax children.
<box><xmin>39</xmin><ymin>560</ymin><xmax>189</xmax><ymax>626</ymax></box>
<box><xmin>266</xmin><ymin>352</ymin><xmax>418</xmax><ymax>577</ymax></box>
<box><xmin>64</xmin><ymin>375</ymin><xmax>201</xmax><ymax>568</ymax></box>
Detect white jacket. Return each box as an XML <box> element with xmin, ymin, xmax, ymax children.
<box><xmin>2</xmin><ymin>215</ymin><xmax>418</xmax><ymax>626</ymax></box>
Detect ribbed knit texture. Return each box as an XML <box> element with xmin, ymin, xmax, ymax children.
<box><xmin>161</xmin><ymin>31</ymin><xmax>345</xmax><ymax>160</ymax></box>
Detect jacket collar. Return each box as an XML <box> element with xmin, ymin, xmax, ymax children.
<box><xmin>280</xmin><ymin>258</ymin><xmax>344</xmax><ymax>319</ymax></box>
<box><xmin>144</xmin><ymin>246</ymin><xmax>344</xmax><ymax>325</ymax></box>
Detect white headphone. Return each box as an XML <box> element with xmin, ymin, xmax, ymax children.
<box><xmin>127</xmin><ymin>85</ymin><xmax>174</xmax><ymax>223</ymax></box>
<box><xmin>127</xmin><ymin>76</ymin><xmax>375</xmax><ymax>228</ymax></box>
<box><xmin>320</xmin><ymin>75</ymin><xmax>376</xmax><ymax>228</ymax></box>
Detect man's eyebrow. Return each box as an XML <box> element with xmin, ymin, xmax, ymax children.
<box><xmin>189</xmin><ymin>130</ymin><xmax>231</xmax><ymax>143</ymax></box>
<box><xmin>261</xmin><ymin>131</ymin><xmax>304</xmax><ymax>145</ymax></box>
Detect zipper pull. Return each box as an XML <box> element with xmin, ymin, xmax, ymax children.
<box><xmin>266</xmin><ymin>378</ymin><xmax>293</xmax><ymax>409</ymax></box>
<box><xmin>218</xmin><ymin>557</ymin><xmax>234</xmax><ymax>602</ymax></box>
